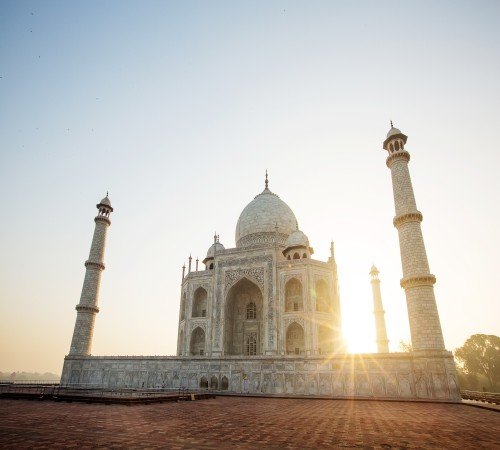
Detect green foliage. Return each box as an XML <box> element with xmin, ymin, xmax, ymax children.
<box><xmin>455</xmin><ymin>334</ymin><xmax>500</xmax><ymax>392</ymax></box>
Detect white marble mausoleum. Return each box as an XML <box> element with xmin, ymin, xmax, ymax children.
<box><xmin>61</xmin><ymin>125</ymin><xmax>461</xmax><ymax>401</ymax></box>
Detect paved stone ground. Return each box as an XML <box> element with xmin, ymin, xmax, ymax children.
<box><xmin>0</xmin><ymin>397</ymin><xmax>499</xmax><ymax>449</ymax></box>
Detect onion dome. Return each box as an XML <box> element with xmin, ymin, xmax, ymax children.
<box><xmin>235</xmin><ymin>173</ymin><xmax>297</xmax><ymax>248</ymax></box>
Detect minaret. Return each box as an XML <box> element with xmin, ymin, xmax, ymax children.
<box><xmin>383</xmin><ymin>124</ymin><xmax>445</xmax><ymax>351</ymax></box>
<box><xmin>370</xmin><ymin>265</ymin><xmax>389</xmax><ymax>353</ymax></box>
<box><xmin>69</xmin><ymin>195</ymin><xmax>113</xmax><ymax>355</ymax></box>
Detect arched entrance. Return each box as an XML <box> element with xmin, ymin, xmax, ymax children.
<box><xmin>190</xmin><ymin>327</ymin><xmax>206</xmax><ymax>356</ymax></box>
<box><xmin>224</xmin><ymin>278</ymin><xmax>263</xmax><ymax>355</ymax></box>
<box><xmin>178</xmin><ymin>330</ymin><xmax>184</xmax><ymax>355</ymax></box>
<box><xmin>286</xmin><ymin>322</ymin><xmax>305</xmax><ymax>355</ymax></box>
<box><xmin>315</xmin><ymin>279</ymin><xmax>331</xmax><ymax>313</ymax></box>
<box><xmin>318</xmin><ymin>324</ymin><xmax>333</xmax><ymax>354</ymax></box>
<box><xmin>285</xmin><ymin>278</ymin><xmax>303</xmax><ymax>312</ymax></box>
<box><xmin>192</xmin><ymin>287</ymin><xmax>207</xmax><ymax>317</ymax></box>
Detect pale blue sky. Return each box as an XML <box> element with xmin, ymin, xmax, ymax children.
<box><xmin>1</xmin><ymin>1</ymin><xmax>499</xmax><ymax>373</ymax></box>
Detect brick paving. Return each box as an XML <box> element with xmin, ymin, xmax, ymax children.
<box><xmin>0</xmin><ymin>397</ymin><xmax>499</xmax><ymax>449</ymax></box>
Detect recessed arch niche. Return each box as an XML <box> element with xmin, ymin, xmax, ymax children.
<box><xmin>224</xmin><ymin>277</ymin><xmax>263</xmax><ymax>356</ymax></box>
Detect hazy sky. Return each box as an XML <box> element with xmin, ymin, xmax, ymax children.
<box><xmin>1</xmin><ymin>1</ymin><xmax>499</xmax><ymax>374</ymax></box>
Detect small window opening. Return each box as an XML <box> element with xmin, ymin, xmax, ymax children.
<box><xmin>246</xmin><ymin>335</ymin><xmax>257</xmax><ymax>355</ymax></box>
<box><xmin>246</xmin><ymin>302</ymin><xmax>256</xmax><ymax>320</ymax></box>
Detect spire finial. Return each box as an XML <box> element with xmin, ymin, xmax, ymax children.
<box><xmin>390</xmin><ymin>120</ymin><xmax>393</xmax><ymax>128</ymax></box>
<box><xmin>265</xmin><ymin>169</ymin><xmax>268</xmax><ymax>189</ymax></box>
<box><xmin>106</xmin><ymin>191</ymin><xmax>108</xmax><ymax>197</ymax></box>
<box><xmin>214</xmin><ymin>232</ymin><xmax>217</xmax><ymax>244</ymax></box>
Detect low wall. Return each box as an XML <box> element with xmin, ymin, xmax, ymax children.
<box><xmin>61</xmin><ymin>351</ymin><xmax>460</xmax><ymax>401</ymax></box>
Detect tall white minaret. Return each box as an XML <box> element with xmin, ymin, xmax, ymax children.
<box><xmin>370</xmin><ymin>264</ymin><xmax>389</xmax><ymax>353</ymax></box>
<box><xmin>383</xmin><ymin>124</ymin><xmax>445</xmax><ymax>351</ymax></box>
<box><xmin>69</xmin><ymin>195</ymin><xmax>113</xmax><ymax>355</ymax></box>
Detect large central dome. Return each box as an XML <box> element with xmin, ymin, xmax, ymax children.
<box><xmin>235</xmin><ymin>183</ymin><xmax>298</xmax><ymax>248</ymax></box>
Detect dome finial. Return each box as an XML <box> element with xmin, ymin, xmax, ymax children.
<box><xmin>265</xmin><ymin>169</ymin><xmax>269</xmax><ymax>189</ymax></box>
<box><xmin>390</xmin><ymin>120</ymin><xmax>393</xmax><ymax>128</ymax></box>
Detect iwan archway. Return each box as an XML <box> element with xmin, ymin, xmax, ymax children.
<box><xmin>224</xmin><ymin>277</ymin><xmax>263</xmax><ymax>355</ymax></box>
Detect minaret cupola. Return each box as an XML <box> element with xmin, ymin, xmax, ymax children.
<box><xmin>383</xmin><ymin>121</ymin><xmax>408</xmax><ymax>154</ymax></box>
<box><xmin>203</xmin><ymin>233</ymin><xmax>225</xmax><ymax>269</ymax></box>
<box><xmin>97</xmin><ymin>193</ymin><xmax>113</xmax><ymax>219</ymax></box>
<box><xmin>370</xmin><ymin>264</ymin><xmax>379</xmax><ymax>279</ymax></box>
<box><xmin>283</xmin><ymin>224</ymin><xmax>314</xmax><ymax>260</ymax></box>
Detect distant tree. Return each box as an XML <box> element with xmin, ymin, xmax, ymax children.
<box><xmin>455</xmin><ymin>366</ymin><xmax>480</xmax><ymax>391</ymax></box>
<box><xmin>455</xmin><ymin>334</ymin><xmax>500</xmax><ymax>391</ymax></box>
<box><xmin>398</xmin><ymin>340</ymin><xmax>412</xmax><ymax>352</ymax></box>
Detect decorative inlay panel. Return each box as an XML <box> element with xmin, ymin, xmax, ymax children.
<box><xmin>225</xmin><ymin>267</ymin><xmax>265</xmax><ymax>291</ymax></box>
<box><xmin>237</xmin><ymin>232</ymin><xmax>288</xmax><ymax>249</ymax></box>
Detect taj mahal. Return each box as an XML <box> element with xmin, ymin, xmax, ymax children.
<box><xmin>61</xmin><ymin>125</ymin><xmax>460</xmax><ymax>400</ymax></box>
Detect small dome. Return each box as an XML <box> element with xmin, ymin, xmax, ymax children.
<box><xmin>285</xmin><ymin>230</ymin><xmax>309</xmax><ymax>249</ymax></box>
<box><xmin>370</xmin><ymin>264</ymin><xmax>379</xmax><ymax>276</ymax></box>
<box><xmin>386</xmin><ymin>127</ymin><xmax>402</xmax><ymax>138</ymax></box>
<box><xmin>206</xmin><ymin>242</ymin><xmax>225</xmax><ymax>259</ymax></box>
<box><xmin>235</xmin><ymin>188</ymin><xmax>297</xmax><ymax>247</ymax></box>
<box><xmin>99</xmin><ymin>196</ymin><xmax>111</xmax><ymax>207</ymax></box>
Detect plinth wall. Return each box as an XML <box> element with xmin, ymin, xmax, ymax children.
<box><xmin>61</xmin><ymin>352</ymin><xmax>460</xmax><ymax>401</ymax></box>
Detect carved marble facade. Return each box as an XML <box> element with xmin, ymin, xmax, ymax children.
<box><xmin>177</xmin><ymin>248</ymin><xmax>342</xmax><ymax>359</ymax></box>
<box><xmin>62</xmin><ymin>133</ymin><xmax>460</xmax><ymax>401</ymax></box>
<box><xmin>61</xmin><ymin>352</ymin><xmax>460</xmax><ymax>401</ymax></box>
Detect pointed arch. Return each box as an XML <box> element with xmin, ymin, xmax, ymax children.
<box><xmin>180</xmin><ymin>292</ymin><xmax>186</xmax><ymax>320</ymax></box>
<box><xmin>318</xmin><ymin>324</ymin><xmax>333</xmax><ymax>354</ymax></box>
<box><xmin>285</xmin><ymin>277</ymin><xmax>303</xmax><ymax>312</ymax></box>
<box><xmin>286</xmin><ymin>322</ymin><xmax>305</xmax><ymax>355</ymax></box>
<box><xmin>221</xmin><ymin>376</ymin><xmax>229</xmax><ymax>390</ymax></box>
<box><xmin>224</xmin><ymin>277</ymin><xmax>263</xmax><ymax>355</ymax></box>
<box><xmin>315</xmin><ymin>279</ymin><xmax>331</xmax><ymax>313</ymax></box>
<box><xmin>192</xmin><ymin>287</ymin><xmax>208</xmax><ymax>317</ymax></box>
<box><xmin>200</xmin><ymin>376</ymin><xmax>208</xmax><ymax>388</ymax></box>
<box><xmin>190</xmin><ymin>326</ymin><xmax>206</xmax><ymax>356</ymax></box>
<box><xmin>178</xmin><ymin>329</ymin><xmax>184</xmax><ymax>355</ymax></box>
